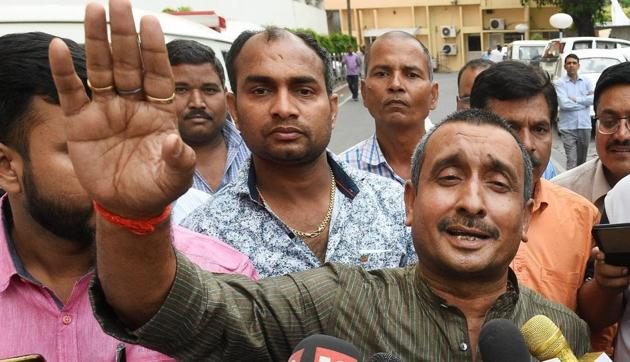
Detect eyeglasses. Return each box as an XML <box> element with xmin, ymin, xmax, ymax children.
<box><xmin>595</xmin><ymin>116</ymin><xmax>630</xmax><ymax>135</ymax></box>
<box><xmin>457</xmin><ymin>95</ymin><xmax>471</xmax><ymax>104</ymax></box>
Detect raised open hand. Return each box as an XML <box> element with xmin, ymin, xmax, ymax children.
<box><xmin>49</xmin><ymin>0</ymin><xmax>195</xmax><ymax>219</ymax></box>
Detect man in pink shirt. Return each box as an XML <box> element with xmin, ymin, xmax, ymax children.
<box><xmin>0</xmin><ymin>32</ymin><xmax>258</xmax><ymax>361</ymax></box>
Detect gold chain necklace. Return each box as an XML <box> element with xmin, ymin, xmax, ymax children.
<box><xmin>256</xmin><ymin>167</ymin><xmax>336</xmax><ymax>239</ymax></box>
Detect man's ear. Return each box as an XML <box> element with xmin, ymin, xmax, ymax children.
<box><xmin>0</xmin><ymin>144</ymin><xmax>23</xmax><ymax>194</ymax></box>
<box><xmin>521</xmin><ymin>198</ymin><xmax>534</xmax><ymax>243</ymax></box>
<box><xmin>226</xmin><ymin>92</ymin><xmax>239</xmax><ymax>130</ymax></box>
<box><xmin>360</xmin><ymin>79</ymin><xmax>367</xmax><ymax>107</ymax></box>
<box><xmin>429</xmin><ymin>82</ymin><xmax>439</xmax><ymax>111</ymax></box>
<box><xmin>403</xmin><ymin>181</ymin><xmax>416</xmax><ymax>227</ymax></box>
<box><xmin>329</xmin><ymin>93</ymin><xmax>339</xmax><ymax>130</ymax></box>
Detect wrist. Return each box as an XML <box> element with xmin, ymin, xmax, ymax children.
<box><xmin>93</xmin><ymin>201</ymin><xmax>172</xmax><ymax>235</ymax></box>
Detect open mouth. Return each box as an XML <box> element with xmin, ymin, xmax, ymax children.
<box><xmin>445</xmin><ymin>226</ymin><xmax>491</xmax><ymax>241</ymax></box>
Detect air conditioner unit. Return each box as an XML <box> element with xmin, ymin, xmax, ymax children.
<box><xmin>441</xmin><ymin>26</ymin><xmax>456</xmax><ymax>38</ymax></box>
<box><xmin>442</xmin><ymin>43</ymin><xmax>457</xmax><ymax>55</ymax></box>
<box><xmin>489</xmin><ymin>18</ymin><xmax>505</xmax><ymax>30</ymax></box>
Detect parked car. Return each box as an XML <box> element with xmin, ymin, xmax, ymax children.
<box><xmin>552</xmin><ymin>48</ymin><xmax>630</xmax><ymax>123</ymax></box>
<box><xmin>506</xmin><ymin>40</ymin><xmax>548</xmax><ymax>65</ymax></box>
<box><xmin>539</xmin><ymin>36</ymin><xmax>630</xmax><ymax>76</ymax></box>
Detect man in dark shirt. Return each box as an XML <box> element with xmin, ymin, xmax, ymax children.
<box><xmin>47</xmin><ymin>1</ymin><xmax>590</xmax><ymax>360</ymax></box>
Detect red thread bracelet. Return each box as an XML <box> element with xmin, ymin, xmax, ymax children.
<box><xmin>93</xmin><ymin>201</ymin><xmax>172</xmax><ymax>235</ymax></box>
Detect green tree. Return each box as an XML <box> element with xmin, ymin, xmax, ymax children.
<box><xmin>162</xmin><ymin>6</ymin><xmax>192</xmax><ymax>13</ymax></box>
<box><xmin>524</xmin><ymin>0</ymin><xmax>607</xmax><ymax>36</ymax></box>
<box><xmin>285</xmin><ymin>28</ymin><xmax>357</xmax><ymax>55</ymax></box>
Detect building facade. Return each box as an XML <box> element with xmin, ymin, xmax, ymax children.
<box><xmin>325</xmin><ymin>0</ymin><xmax>561</xmax><ymax>71</ymax></box>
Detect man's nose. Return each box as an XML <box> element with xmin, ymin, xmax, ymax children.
<box><xmin>270</xmin><ymin>88</ymin><xmax>298</xmax><ymax>119</ymax></box>
<box><xmin>189</xmin><ymin>89</ymin><xmax>205</xmax><ymax>109</ymax></box>
<box><xmin>456</xmin><ymin>179</ymin><xmax>487</xmax><ymax>218</ymax></box>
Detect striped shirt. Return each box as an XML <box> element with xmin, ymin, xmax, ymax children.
<box><xmin>191</xmin><ymin>119</ymin><xmax>250</xmax><ymax>194</ymax></box>
<box><xmin>91</xmin><ymin>252</ymin><xmax>591</xmax><ymax>361</ymax></box>
<box><xmin>340</xmin><ymin>134</ymin><xmax>405</xmax><ymax>185</ymax></box>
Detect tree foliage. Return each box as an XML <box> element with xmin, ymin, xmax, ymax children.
<box><xmin>162</xmin><ymin>6</ymin><xmax>193</xmax><ymax>13</ymax></box>
<box><xmin>524</xmin><ymin>0</ymin><xmax>607</xmax><ymax>36</ymax></box>
<box><xmin>287</xmin><ymin>28</ymin><xmax>357</xmax><ymax>54</ymax></box>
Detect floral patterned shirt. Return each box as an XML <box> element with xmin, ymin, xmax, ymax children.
<box><xmin>182</xmin><ymin>152</ymin><xmax>416</xmax><ymax>277</ymax></box>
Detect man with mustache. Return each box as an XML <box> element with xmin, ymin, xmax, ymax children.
<box><xmin>554</xmin><ymin>62</ymin><xmax>630</xmax><ymax>352</ymax></box>
<box><xmin>341</xmin><ymin>31</ymin><xmax>438</xmax><ymax>183</ymax></box>
<box><xmin>47</xmin><ymin>3</ymin><xmax>589</xmax><ymax>358</ymax></box>
<box><xmin>0</xmin><ymin>31</ymin><xmax>258</xmax><ymax>361</ymax></box>
<box><xmin>470</xmin><ymin>61</ymin><xmax>599</xmax><ymax>315</ymax></box>
<box><xmin>167</xmin><ymin>40</ymin><xmax>249</xmax><ymax>195</ymax></box>
<box><xmin>173</xmin><ymin>27</ymin><xmax>415</xmax><ymax>277</ymax></box>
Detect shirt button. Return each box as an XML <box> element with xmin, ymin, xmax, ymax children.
<box><xmin>62</xmin><ymin>314</ymin><xmax>72</xmax><ymax>325</ymax></box>
<box><xmin>459</xmin><ymin>342</ymin><xmax>469</xmax><ymax>351</ymax></box>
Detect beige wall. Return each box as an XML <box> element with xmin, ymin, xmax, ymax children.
<box><xmin>376</xmin><ymin>7</ymin><xmax>414</xmax><ymax>28</ymax></box>
<box><xmin>326</xmin><ymin>0</ymin><xmax>559</xmax><ymax>71</ymax></box>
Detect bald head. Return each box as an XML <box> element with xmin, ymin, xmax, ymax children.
<box><xmin>365</xmin><ymin>31</ymin><xmax>433</xmax><ymax>80</ymax></box>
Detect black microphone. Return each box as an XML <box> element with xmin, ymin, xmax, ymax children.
<box><xmin>288</xmin><ymin>334</ymin><xmax>362</xmax><ymax>362</ymax></box>
<box><xmin>479</xmin><ymin>318</ymin><xmax>531</xmax><ymax>362</ymax></box>
<box><xmin>367</xmin><ymin>352</ymin><xmax>401</xmax><ymax>362</ymax></box>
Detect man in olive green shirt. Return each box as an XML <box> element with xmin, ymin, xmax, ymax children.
<box><xmin>49</xmin><ymin>3</ymin><xmax>590</xmax><ymax>361</ymax></box>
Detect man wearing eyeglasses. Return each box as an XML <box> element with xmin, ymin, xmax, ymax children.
<box><xmin>554</xmin><ymin>54</ymin><xmax>594</xmax><ymax>170</ymax></box>
<box><xmin>554</xmin><ymin>62</ymin><xmax>630</xmax><ymax>353</ymax></box>
<box><xmin>553</xmin><ymin>62</ymin><xmax>630</xmax><ymax>213</ymax></box>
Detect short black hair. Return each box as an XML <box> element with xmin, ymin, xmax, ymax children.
<box><xmin>226</xmin><ymin>27</ymin><xmax>333</xmax><ymax>95</ymax></box>
<box><xmin>364</xmin><ymin>31</ymin><xmax>433</xmax><ymax>81</ymax></box>
<box><xmin>411</xmin><ymin>108</ymin><xmax>534</xmax><ymax>202</ymax></box>
<box><xmin>564</xmin><ymin>53</ymin><xmax>579</xmax><ymax>64</ymax></box>
<box><xmin>0</xmin><ymin>32</ymin><xmax>87</xmax><ymax>158</ymax></box>
<box><xmin>457</xmin><ymin>58</ymin><xmax>494</xmax><ymax>91</ymax></box>
<box><xmin>470</xmin><ymin>61</ymin><xmax>558</xmax><ymax>124</ymax></box>
<box><xmin>166</xmin><ymin>39</ymin><xmax>226</xmax><ymax>87</ymax></box>
<box><xmin>594</xmin><ymin>61</ymin><xmax>630</xmax><ymax>113</ymax></box>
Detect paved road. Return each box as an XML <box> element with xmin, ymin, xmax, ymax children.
<box><xmin>330</xmin><ymin>71</ymin><xmax>596</xmax><ymax>175</ymax></box>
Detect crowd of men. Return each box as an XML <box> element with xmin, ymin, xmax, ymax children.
<box><xmin>0</xmin><ymin>0</ymin><xmax>629</xmax><ymax>361</ymax></box>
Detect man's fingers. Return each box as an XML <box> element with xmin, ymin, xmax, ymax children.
<box><xmin>109</xmin><ymin>0</ymin><xmax>144</xmax><ymax>99</ymax></box>
<box><xmin>161</xmin><ymin>134</ymin><xmax>196</xmax><ymax>194</ymax></box>
<box><xmin>597</xmin><ymin>261</ymin><xmax>629</xmax><ymax>278</ymax></box>
<box><xmin>139</xmin><ymin>16</ymin><xmax>175</xmax><ymax>101</ymax></box>
<box><xmin>85</xmin><ymin>2</ymin><xmax>115</xmax><ymax>100</ymax></box>
<box><xmin>49</xmin><ymin>38</ymin><xmax>90</xmax><ymax>116</ymax></box>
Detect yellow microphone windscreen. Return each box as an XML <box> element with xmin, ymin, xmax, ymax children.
<box><xmin>520</xmin><ymin>315</ymin><xmax>578</xmax><ymax>362</ymax></box>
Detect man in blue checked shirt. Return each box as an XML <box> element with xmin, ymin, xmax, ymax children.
<box><xmin>341</xmin><ymin>32</ymin><xmax>438</xmax><ymax>184</ymax></box>
<box><xmin>167</xmin><ymin>40</ymin><xmax>250</xmax><ymax>195</ymax></box>
<box><xmin>554</xmin><ymin>53</ymin><xmax>594</xmax><ymax>170</ymax></box>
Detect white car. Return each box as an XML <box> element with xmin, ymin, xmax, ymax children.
<box><xmin>506</xmin><ymin>40</ymin><xmax>548</xmax><ymax>65</ymax></box>
<box><xmin>552</xmin><ymin>48</ymin><xmax>630</xmax><ymax>117</ymax></box>
<box><xmin>539</xmin><ymin>36</ymin><xmax>630</xmax><ymax>76</ymax></box>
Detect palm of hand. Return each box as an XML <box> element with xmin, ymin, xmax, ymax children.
<box><xmin>66</xmin><ymin>97</ymin><xmax>189</xmax><ymax>218</ymax></box>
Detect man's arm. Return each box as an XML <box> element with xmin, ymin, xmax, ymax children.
<box><xmin>555</xmin><ymin>81</ymin><xmax>586</xmax><ymax>111</ymax></box>
<box><xmin>576</xmin><ymin>80</ymin><xmax>595</xmax><ymax>106</ymax></box>
<box><xmin>49</xmin><ymin>0</ymin><xmax>190</xmax><ymax>327</ymax></box>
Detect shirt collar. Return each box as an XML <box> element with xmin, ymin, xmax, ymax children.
<box><xmin>222</xmin><ymin>119</ymin><xmax>245</xmax><ymax>150</ymax></box>
<box><xmin>360</xmin><ymin>134</ymin><xmax>388</xmax><ymax>167</ymax></box>
<box><xmin>413</xmin><ymin>266</ymin><xmax>520</xmax><ymax>317</ymax></box>
<box><xmin>563</xmin><ymin>75</ymin><xmax>584</xmax><ymax>83</ymax></box>
<box><xmin>593</xmin><ymin>158</ymin><xmax>613</xmax><ymax>205</ymax></box>
<box><xmin>532</xmin><ymin>179</ymin><xmax>550</xmax><ymax>214</ymax></box>
<box><xmin>243</xmin><ymin>151</ymin><xmax>360</xmax><ymax>203</ymax></box>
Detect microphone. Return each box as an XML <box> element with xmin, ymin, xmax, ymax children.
<box><xmin>478</xmin><ymin>318</ymin><xmax>531</xmax><ymax>362</ymax></box>
<box><xmin>366</xmin><ymin>352</ymin><xmax>401</xmax><ymax>362</ymax></box>
<box><xmin>288</xmin><ymin>334</ymin><xmax>362</xmax><ymax>362</ymax></box>
<box><xmin>520</xmin><ymin>315</ymin><xmax>578</xmax><ymax>362</ymax></box>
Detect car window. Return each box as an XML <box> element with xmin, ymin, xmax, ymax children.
<box><xmin>543</xmin><ymin>40</ymin><xmax>562</xmax><ymax>58</ymax></box>
<box><xmin>596</xmin><ymin>41</ymin><xmax>616</xmax><ymax>49</ymax></box>
<box><xmin>580</xmin><ymin>57</ymin><xmax>621</xmax><ymax>73</ymax></box>
<box><xmin>618</xmin><ymin>42</ymin><xmax>630</xmax><ymax>48</ymax></box>
<box><xmin>573</xmin><ymin>41</ymin><xmax>592</xmax><ymax>50</ymax></box>
<box><xmin>518</xmin><ymin>46</ymin><xmax>545</xmax><ymax>60</ymax></box>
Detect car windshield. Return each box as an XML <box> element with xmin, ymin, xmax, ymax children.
<box><xmin>518</xmin><ymin>46</ymin><xmax>545</xmax><ymax>60</ymax></box>
<box><xmin>580</xmin><ymin>57</ymin><xmax>621</xmax><ymax>74</ymax></box>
